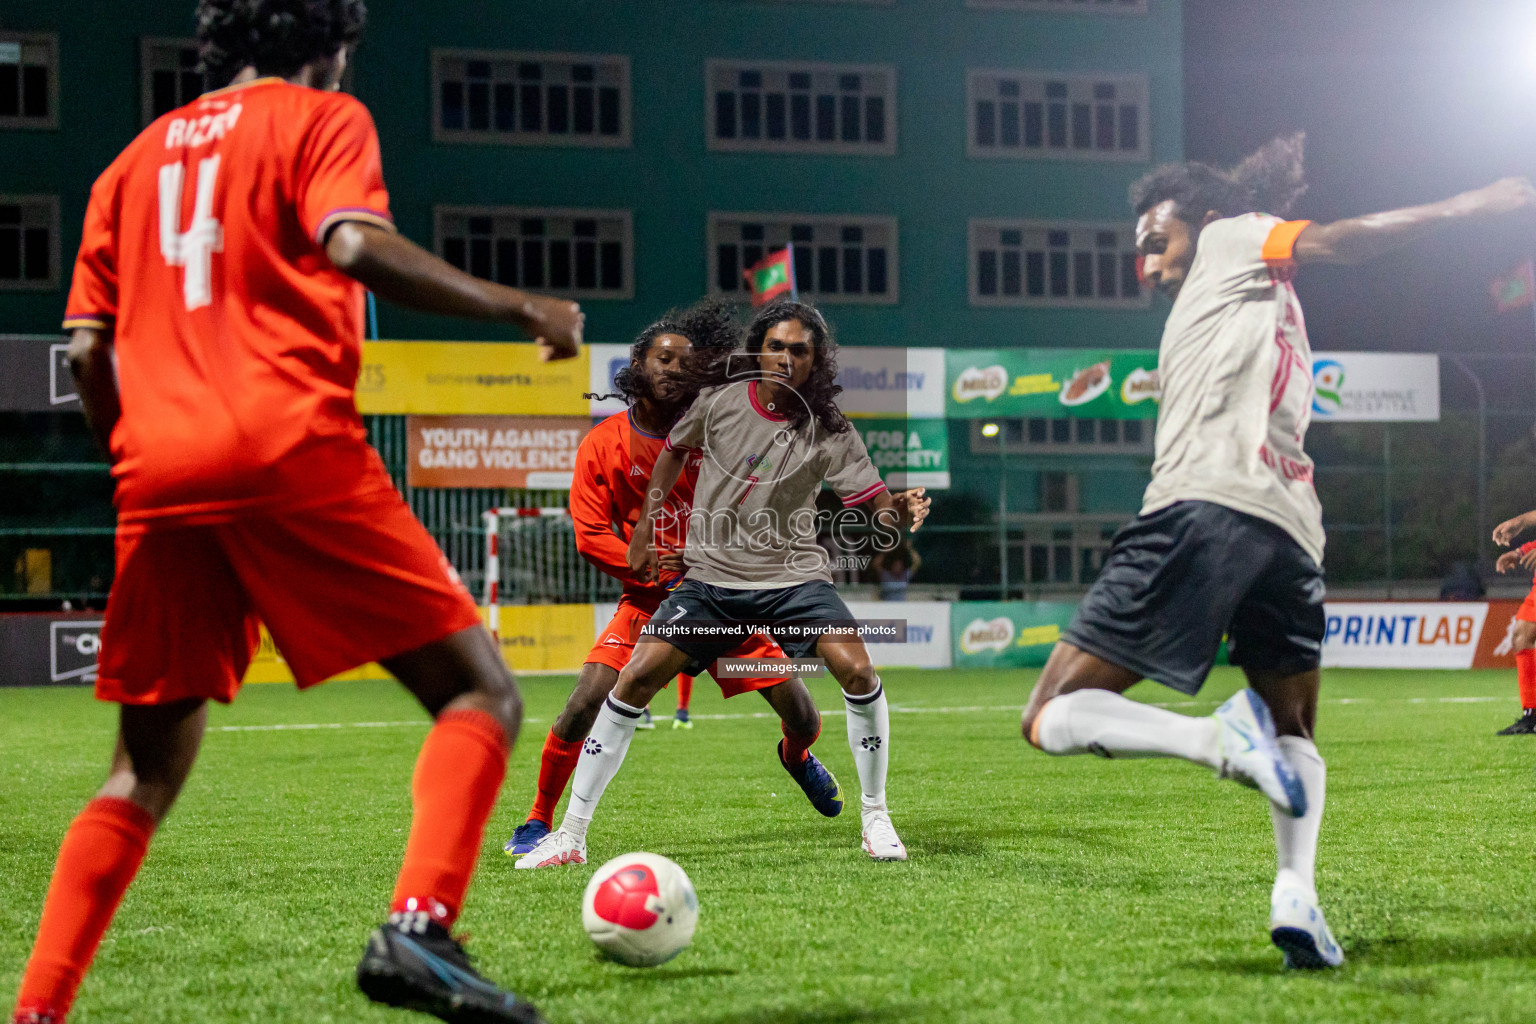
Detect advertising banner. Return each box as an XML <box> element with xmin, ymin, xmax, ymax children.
<box><xmin>590</xmin><ymin>344</ymin><xmax>948</xmax><ymax>420</ymax></box>
<box><xmin>1310</xmin><ymin>353</ymin><xmax>1439</xmax><ymax>422</ymax></box>
<box><xmin>405</xmin><ymin>415</ymin><xmax>591</xmax><ymax>489</ymax></box>
<box><xmin>855</xmin><ymin>419</ymin><xmax>949</xmax><ymax>490</ymax></box>
<box><xmin>950</xmin><ymin>601</ymin><xmax>1078</xmax><ymax>669</ymax></box>
<box><xmin>0</xmin><ymin>612</ymin><xmax>103</xmax><ymax>687</ymax></box>
<box><xmin>497</xmin><ymin>604</ymin><xmax>596</xmax><ymax>673</ymax></box>
<box><xmin>946</xmin><ymin>349</ymin><xmax>1161</xmax><ymax>420</ymax></box>
<box><xmin>846</xmin><ymin>601</ymin><xmax>951</xmax><ymax>668</ymax></box>
<box><xmin>1321</xmin><ymin>602</ymin><xmax>1489</xmax><ymax>669</ymax></box>
<box><xmin>356</xmin><ymin>341</ymin><xmax>589</xmax><ymax>415</ymax></box>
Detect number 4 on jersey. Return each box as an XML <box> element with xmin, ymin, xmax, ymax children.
<box><xmin>158</xmin><ymin>156</ymin><xmax>223</xmax><ymax>311</ymax></box>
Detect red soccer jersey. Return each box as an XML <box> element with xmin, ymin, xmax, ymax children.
<box><xmin>570</xmin><ymin>408</ymin><xmax>701</xmax><ymax>605</ymax></box>
<box><xmin>63</xmin><ymin>77</ymin><xmax>398</xmax><ymax>528</ymax></box>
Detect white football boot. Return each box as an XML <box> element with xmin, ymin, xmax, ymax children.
<box><xmin>1270</xmin><ymin>879</ymin><xmax>1344</xmax><ymax>969</ymax></box>
<box><xmin>1212</xmin><ymin>689</ymin><xmax>1307</xmax><ymax>818</ymax></box>
<box><xmin>513</xmin><ymin>828</ymin><xmax>587</xmax><ymax>870</ymax></box>
<box><xmin>861</xmin><ymin>805</ymin><xmax>908</xmax><ymax>862</ymax></box>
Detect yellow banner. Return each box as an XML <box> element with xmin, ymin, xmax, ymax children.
<box><xmin>495</xmin><ymin>604</ymin><xmax>595</xmax><ymax>673</ymax></box>
<box><xmin>243</xmin><ymin>605</ymin><xmax>596</xmax><ymax>685</ymax></box>
<box><xmin>355</xmin><ymin>341</ymin><xmax>589</xmax><ymax>415</ymax></box>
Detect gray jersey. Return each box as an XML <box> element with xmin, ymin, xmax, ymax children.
<box><xmin>664</xmin><ymin>380</ymin><xmax>887</xmax><ymax>588</ymax></box>
<box><xmin>1140</xmin><ymin>213</ymin><xmax>1324</xmax><ymax>565</ymax></box>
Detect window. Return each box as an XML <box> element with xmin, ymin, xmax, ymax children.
<box><xmin>140</xmin><ymin>38</ymin><xmax>208</xmax><ymax>126</ymax></box>
<box><xmin>432</xmin><ymin>49</ymin><xmax>630</xmax><ymax>147</ymax></box>
<box><xmin>970</xmin><ymin>220</ymin><xmax>1146</xmax><ymax>308</ymax></box>
<box><xmin>708</xmin><ymin>213</ymin><xmax>897</xmax><ymax>304</ymax></box>
<box><xmin>968</xmin><ymin>71</ymin><xmax>1148</xmax><ymax>160</ymax></box>
<box><xmin>970</xmin><ymin>417</ymin><xmax>1152</xmax><ymax>455</ymax></box>
<box><xmin>0</xmin><ymin>33</ymin><xmax>59</xmax><ymax>130</ymax></box>
<box><xmin>966</xmin><ymin>0</ymin><xmax>1147</xmax><ymax>12</ymax></box>
<box><xmin>706</xmin><ymin>60</ymin><xmax>896</xmax><ymax>156</ymax></box>
<box><xmin>435</xmin><ymin>207</ymin><xmax>633</xmax><ymax>300</ymax></box>
<box><xmin>0</xmin><ymin>195</ymin><xmax>60</xmax><ymax>290</ymax></box>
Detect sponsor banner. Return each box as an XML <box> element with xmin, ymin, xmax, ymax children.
<box><xmin>590</xmin><ymin>344</ymin><xmax>948</xmax><ymax>420</ymax></box>
<box><xmin>846</xmin><ymin>601</ymin><xmax>951</xmax><ymax>668</ymax></box>
<box><xmin>854</xmin><ymin>419</ymin><xmax>949</xmax><ymax>490</ymax></box>
<box><xmin>1310</xmin><ymin>353</ymin><xmax>1439</xmax><ymax>423</ymax></box>
<box><xmin>1322</xmin><ymin>602</ymin><xmax>1489</xmax><ymax>669</ymax></box>
<box><xmin>356</xmin><ymin>341</ymin><xmax>589</xmax><ymax>415</ymax></box>
<box><xmin>0</xmin><ymin>335</ymin><xmax>79</xmax><ymax>412</ymax></box>
<box><xmin>1474</xmin><ymin>600</ymin><xmax>1521</xmax><ymax>670</ymax></box>
<box><xmin>405</xmin><ymin>414</ymin><xmax>591</xmax><ymax>489</ymax></box>
<box><xmin>837</xmin><ymin>347</ymin><xmax>946</xmax><ymax>419</ymax></box>
<box><xmin>951</xmin><ymin>601</ymin><xmax>1078</xmax><ymax>668</ymax></box>
<box><xmin>945</xmin><ymin>349</ymin><xmax>1161</xmax><ymax>420</ymax></box>
<box><xmin>497</xmin><ymin>604</ymin><xmax>596</xmax><ymax>673</ymax></box>
<box><xmin>0</xmin><ymin>613</ymin><xmax>104</xmax><ymax>687</ymax></box>
<box><xmin>588</xmin><ymin>343</ymin><xmax>632</xmax><ymax>417</ymax></box>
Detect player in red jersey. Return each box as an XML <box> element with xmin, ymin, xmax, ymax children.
<box><xmin>504</xmin><ymin>300</ymin><xmax>797</xmax><ymax>859</ymax></box>
<box><xmin>1493</xmin><ymin>511</ymin><xmax>1536</xmax><ymax>734</ymax></box>
<box><xmin>11</xmin><ymin>4</ymin><xmax>577</xmax><ymax>1023</ymax></box>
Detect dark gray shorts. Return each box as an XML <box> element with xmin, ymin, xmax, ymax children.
<box><xmin>645</xmin><ymin>579</ymin><xmax>857</xmax><ymax>674</ymax></box>
<box><xmin>1063</xmin><ymin>500</ymin><xmax>1326</xmax><ymax>695</ymax></box>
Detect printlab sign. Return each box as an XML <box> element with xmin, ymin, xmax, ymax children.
<box><xmin>406</xmin><ymin>415</ymin><xmax>592</xmax><ymax>489</ymax></box>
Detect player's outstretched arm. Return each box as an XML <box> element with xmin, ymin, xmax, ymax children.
<box><xmin>1293</xmin><ymin>177</ymin><xmax>1536</xmax><ymax>266</ymax></box>
<box><xmin>324</xmin><ymin>222</ymin><xmax>583</xmax><ymax>361</ymax></box>
<box><xmin>627</xmin><ymin>446</ymin><xmax>688</xmax><ymax>583</ymax></box>
<box><xmin>66</xmin><ymin>328</ymin><xmax>121</xmax><ymax>458</ymax></box>
<box><xmin>1493</xmin><ymin>510</ymin><xmax>1536</xmax><ymax>547</ymax></box>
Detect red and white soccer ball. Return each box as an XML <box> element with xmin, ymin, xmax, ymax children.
<box><xmin>581</xmin><ymin>852</ymin><xmax>698</xmax><ymax>967</ymax></box>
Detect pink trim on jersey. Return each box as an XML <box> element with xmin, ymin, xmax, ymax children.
<box><xmin>841</xmin><ymin>481</ymin><xmax>888</xmax><ymax>508</ymax></box>
<box><xmin>748</xmin><ymin>382</ymin><xmax>789</xmax><ymax>422</ymax></box>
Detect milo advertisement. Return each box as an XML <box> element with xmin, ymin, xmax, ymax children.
<box><xmin>951</xmin><ymin>602</ymin><xmax>1078</xmax><ymax>669</ymax></box>
<box><xmin>946</xmin><ymin>349</ymin><xmax>1160</xmax><ymax>419</ymax></box>
<box><xmin>855</xmin><ymin>418</ymin><xmax>949</xmax><ymax>490</ymax></box>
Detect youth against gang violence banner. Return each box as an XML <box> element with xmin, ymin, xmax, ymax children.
<box><xmin>855</xmin><ymin>419</ymin><xmax>949</xmax><ymax>490</ymax></box>
<box><xmin>406</xmin><ymin>415</ymin><xmax>591</xmax><ymax>489</ymax></box>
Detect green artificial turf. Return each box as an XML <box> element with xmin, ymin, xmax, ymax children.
<box><xmin>2</xmin><ymin>667</ymin><xmax>1534</xmax><ymax>1023</ymax></box>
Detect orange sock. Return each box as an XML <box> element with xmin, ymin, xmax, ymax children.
<box><xmin>391</xmin><ymin>709</ymin><xmax>507</xmax><ymax>927</ymax></box>
<box><xmin>780</xmin><ymin>720</ymin><xmax>820</xmax><ymax>765</ymax></box>
<box><xmin>676</xmin><ymin>674</ymin><xmax>693</xmax><ymax>713</ymax></box>
<box><xmin>527</xmin><ymin>730</ymin><xmax>583</xmax><ymax>827</ymax></box>
<box><xmin>1518</xmin><ymin>649</ymin><xmax>1536</xmax><ymax>709</ymax></box>
<box><xmin>14</xmin><ymin>797</ymin><xmax>157</xmax><ymax>1021</ymax></box>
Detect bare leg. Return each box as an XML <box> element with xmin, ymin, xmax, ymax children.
<box><xmin>551</xmin><ymin>662</ymin><xmax>620</xmax><ymax>742</ymax></box>
<box><xmin>757</xmin><ymin>675</ymin><xmax>821</xmax><ymax>738</ymax></box>
<box><xmin>99</xmin><ymin>698</ymin><xmax>208</xmax><ymax>821</ymax></box>
<box><xmin>381</xmin><ymin>623</ymin><xmax>522</xmax><ymax>739</ymax></box>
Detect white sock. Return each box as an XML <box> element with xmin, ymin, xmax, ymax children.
<box><xmin>1034</xmin><ymin>688</ymin><xmax>1220</xmax><ymax>768</ymax></box>
<box><xmin>561</xmin><ymin>694</ymin><xmax>643</xmax><ymax>835</ymax></box>
<box><xmin>844</xmin><ymin>678</ymin><xmax>890</xmax><ymax>810</ymax></box>
<box><xmin>1271</xmin><ymin>735</ymin><xmax>1325</xmax><ymax>899</ymax></box>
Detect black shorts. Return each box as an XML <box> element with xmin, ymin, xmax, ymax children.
<box><xmin>645</xmin><ymin>579</ymin><xmax>857</xmax><ymax>674</ymax></box>
<box><xmin>1063</xmin><ymin>500</ymin><xmax>1325</xmax><ymax>696</ymax></box>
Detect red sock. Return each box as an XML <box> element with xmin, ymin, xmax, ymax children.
<box><xmin>14</xmin><ymin>797</ymin><xmax>157</xmax><ymax>1021</ymax></box>
<box><xmin>676</xmin><ymin>674</ymin><xmax>693</xmax><ymax>712</ymax></box>
<box><xmin>527</xmin><ymin>730</ymin><xmax>583</xmax><ymax>827</ymax></box>
<box><xmin>780</xmin><ymin>720</ymin><xmax>821</xmax><ymax>765</ymax></box>
<box><xmin>391</xmin><ymin>709</ymin><xmax>508</xmax><ymax>927</ymax></box>
<box><xmin>1518</xmin><ymin>649</ymin><xmax>1536</xmax><ymax>709</ymax></box>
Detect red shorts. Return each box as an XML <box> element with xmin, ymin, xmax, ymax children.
<box><xmin>1520</xmin><ymin>584</ymin><xmax>1536</xmax><ymax>624</ymax></box>
<box><xmin>587</xmin><ymin>595</ymin><xmax>789</xmax><ymax>698</ymax></box>
<box><xmin>97</xmin><ymin>489</ymin><xmax>483</xmax><ymax>705</ymax></box>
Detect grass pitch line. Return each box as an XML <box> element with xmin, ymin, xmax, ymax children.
<box><xmin>207</xmin><ymin>694</ymin><xmax>1509</xmax><ymax>734</ymax></box>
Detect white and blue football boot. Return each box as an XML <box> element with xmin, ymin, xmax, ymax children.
<box><xmin>1270</xmin><ymin>881</ymin><xmax>1345</xmax><ymax>969</ymax></box>
<box><xmin>1212</xmin><ymin>689</ymin><xmax>1308</xmax><ymax>818</ymax></box>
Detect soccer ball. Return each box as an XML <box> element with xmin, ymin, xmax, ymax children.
<box><xmin>581</xmin><ymin>852</ymin><xmax>698</xmax><ymax>967</ymax></box>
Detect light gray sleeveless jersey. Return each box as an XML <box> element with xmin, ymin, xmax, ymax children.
<box><xmin>1140</xmin><ymin>213</ymin><xmax>1325</xmax><ymax>566</ymax></box>
<box><xmin>663</xmin><ymin>380</ymin><xmax>887</xmax><ymax>589</ymax></box>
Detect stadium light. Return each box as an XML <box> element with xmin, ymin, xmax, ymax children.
<box><xmin>981</xmin><ymin>422</ymin><xmax>1000</xmax><ymax>438</ymax></box>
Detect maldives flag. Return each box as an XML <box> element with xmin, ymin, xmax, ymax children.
<box><xmin>1491</xmin><ymin>258</ymin><xmax>1535</xmax><ymax>312</ymax></box>
<box><xmin>743</xmin><ymin>244</ymin><xmax>797</xmax><ymax>306</ymax></box>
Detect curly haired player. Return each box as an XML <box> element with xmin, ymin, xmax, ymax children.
<box><xmin>1019</xmin><ymin>132</ymin><xmax>1536</xmax><ymax>970</ymax></box>
<box><xmin>11</xmin><ymin>2</ymin><xmax>583</xmax><ymax>1022</ymax></box>
<box><xmin>503</xmin><ymin>300</ymin><xmax>794</xmax><ymax>859</ymax></box>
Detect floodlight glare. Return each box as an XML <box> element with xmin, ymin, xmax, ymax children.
<box><xmin>981</xmin><ymin>422</ymin><xmax>1000</xmax><ymax>438</ymax></box>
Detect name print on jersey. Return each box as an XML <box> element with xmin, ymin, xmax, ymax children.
<box><xmin>164</xmin><ymin>103</ymin><xmax>243</xmax><ymax>149</ymax></box>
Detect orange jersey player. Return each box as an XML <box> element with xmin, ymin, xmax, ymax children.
<box><xmin>13</xmin><ymin>3</ymin><xmax>581</xmax><ymax>1023</ymax></box>
<box><xmin>504</xmin><ymin>301</ymin><xmax>793</xmax><ymax>861</ymax></box>
<box><xmin>1493</xmin><ymin>512</ymin><xmax>1536</xmax><ymax>734</ymax></box>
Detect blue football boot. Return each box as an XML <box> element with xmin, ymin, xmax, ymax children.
<box><xmin>778</xmin><ymin>739</ymin><xmax>844</xmax><ymax>817</ymax></box>
<box><xmin>502</xmin><ymin>818</ymin><xmax>550</xmax><ymax>857</ymax></box>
